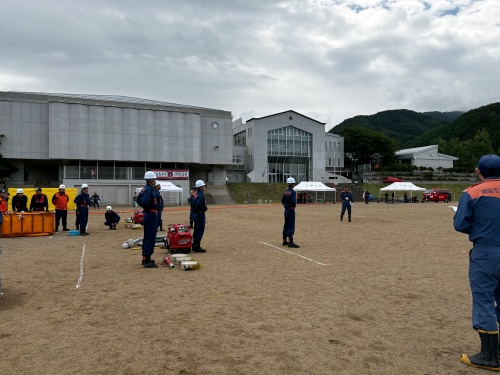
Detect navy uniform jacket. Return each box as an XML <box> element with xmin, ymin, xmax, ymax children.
<box><xmin>193</xmin><ymin>191</ymin><xmax>208</xmax><ymax>213</ymax></box>
<box><xmin>340</xmin><ymin>190</ymin><xmax>354</xmax><ymax>203</ymax></box>
<box><xmin>74</xmin><ymin>192</ymin><xmax>91</xmax><ymax>209</ymax></box>
<box><xmin>454</xmin><ymin>178</ymin><xmax>500</xmax><ymax>245</ymax></box>
<box><xmin>12</xmin><ymin>195</ymin><xmax>28</xmax><ymax>211</ymax></box>
<box><xmin>105</xmin><ymin>210</ymin><xmax>121</xmax><ymax>223</ymax></box>
<box><xmin>281</xmin><ymin>188</ymin><xmax>297</xmax><ymax>208</ymax></box>
<box><xmin>156</xmin><ymin>192</ymin><xmax>164</xmax><ymax>212</ymax></box>
<box><xmin>140</xmin><ymin>184</ymin><xmax>158</xmax><ymax>212</ymax></box>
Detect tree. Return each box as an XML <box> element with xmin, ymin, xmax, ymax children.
<box><xmin>0</xmin><ymin>134</ymin><xmax>19</xmax><ymax>180</ymax></box>
<box><xmin>438</xmin><ymin>128</ymin><xmax>494</xmax><ymax>170</ymax></box>
<box><xmin>341</xmin><ymin>127</ymin><xmax>399</xmax><ymax>170</ymax></box>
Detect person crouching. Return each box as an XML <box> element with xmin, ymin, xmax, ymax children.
<box><xmin>104</xmin><ymin>206</ymin><xmax>120</xmax><ymax>230</ymax></box>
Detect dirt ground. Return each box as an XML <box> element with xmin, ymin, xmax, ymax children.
<box><xmin>0</xmin><ymin>201</ymin><xmax>486</xmax><ymax>374</ymax></box>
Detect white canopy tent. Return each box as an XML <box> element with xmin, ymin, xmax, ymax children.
<box><xmin>379</xmin><ymin>181</ymin><xmax>425</xmax><ymax>202</ymax></box>
<box><xmin>136</xmin><ymin>182</ymin><xmax>184</xmax><ymax>206</ymax></box>
<box><xmin>293</xmin><ymin>181</ymin><xmax>337</xmax><ymax>203</ymax></box>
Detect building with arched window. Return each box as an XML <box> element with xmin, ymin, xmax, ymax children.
<box><xmin>229</xmin><ymin>110</ymin><xmax>344</xmax><ymax>184</ymax></box>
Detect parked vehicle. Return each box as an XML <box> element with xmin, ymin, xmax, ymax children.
<box><xmin>422</xmin><ymin>189</ymin><xmax>452</xmax><ymax>202</ymax></box>
<box><xmin>383</xmin><ymin>176</ymin><xmax>404</xmax><ymax>183</ymax></box>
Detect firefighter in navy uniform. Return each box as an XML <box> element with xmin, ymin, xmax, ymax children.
<box><xmin>104</xmin><ymin>206</ymin><xmax>120</xmax><ymax>230</ymax></box>
<box><xmin>29</xmin><ymin>188</ymin><xmax>49</xmax><ymax>212</ymax></box>
<box><xmin>281</xmin><ymin>177</ymin><xmax>299</xmax><ymax>248</ymax></box>
<box><xmin>192</xmin><ymin>180</ymin><xmax>207</xmax><ymax>253</ymax></box>
<box><xmin>74</xmin><ymin>183</ymin><xmax>91</xmax><ymax>235</ymax></box>
<box><xmin>454</xmin><ymin>154</ymin><xmax>500</xmax><ymax>371</ymax></box>
<box><xmin>187</xmin><ymin>186</ymin><xmax>196</xmax><ymax>229</ymax></box>
<box><xmin>154</xmin><ymin>182</ymin><xmax>165</xmax><ymax>232</ymax></box>
<box><xmin>340</xmin><ymin>185</ymin><xmax>354</xmax><ymax>222</ymax></box>
<box><xmin>139</xmin><ymin>171</ymin><xmax>159</xmax><ymax>268</ymax></box>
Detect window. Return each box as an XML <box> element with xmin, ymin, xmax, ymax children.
<box><xmin>233</xmin><ymin>154</ymin><xmax>244</xmax><ymax>164</ymax></box>
<box><xmin>234</xmin><ymin>131</ymin><xmax>246</xmax><ymax>146</ymax></box>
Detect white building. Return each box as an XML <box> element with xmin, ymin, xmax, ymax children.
<box><xmin>395</xmin><ymin>145</ymin><xmax>458</xmax><ymax>169</ymax></box>
<box><xmin>0</xmin><ymin>93</ymin><xmax>345</xmax><ymax>203</ymax></box>
<box><xmin>230</xmin><ymin>110</ymin><xmax>344</xmax><ymax>183</ymax></box>
<box><xmin>0</xmin><ymin>91</ymin><xmax>233</xmax><ymax>204</ymax></box>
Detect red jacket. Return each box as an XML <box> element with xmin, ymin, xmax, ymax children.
<box><xmin>52</xmin><ymin>192</ymin><xmax>69</xmax><ymax>210</ymax></box>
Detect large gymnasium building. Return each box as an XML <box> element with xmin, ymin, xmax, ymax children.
<box><xmin>0</xmin><ymin>91</ymin><xmax>344</xmax><ymax>204</ymax></box>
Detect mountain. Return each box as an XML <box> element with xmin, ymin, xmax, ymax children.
<box><xmin>328</xmin><ymin>109</ymin><xmax>450</xmax><ymax>147</ymax></box>
<box><xmin>421</xmin><ymin>111</ymin><xmax>464</xmax><ymax>123</ymax></box>
<box><xmin>407</xmin><ymin>103</ymin><xmax>500</xmax><ymax>150</ymax></box>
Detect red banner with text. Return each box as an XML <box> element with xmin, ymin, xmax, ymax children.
<box><xmin>151</xmin><ymin>169</ymin><xmax>189</xmax><ymax>180</ymax></box>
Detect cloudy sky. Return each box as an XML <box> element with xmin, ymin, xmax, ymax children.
<box><xmin>1</xmin><ymin>0</ymin><xmax>499</xmax><ymax>130</ymax></box>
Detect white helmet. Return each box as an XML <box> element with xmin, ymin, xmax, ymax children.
<box><xmin>81</xmin><ymin>183</ymin><xmax>89</xmax><ymax>189</ymax></box>
<box><xmin>195</xmin><ymin>180</ymin><xmax>205</xmax><ymax>188</ymax></box>
<box><xmin>16</xmin><ymin>188</ymin><xmax>24</xmax><ymax>194</ymax></box>
<box><xmin>106</xmin><ymin>206</ymin><xmax>112</xmax><ymax>211</ymax></box>
<box><xmin>144</xmin><ymin>171</ymin><xmax>157</xmax><ymax>179</ymax></box>
<box><xmin>286</xmin><ymin>177</ymin><xmax>296</xmax><ymax>184</ymax></box>
<box><xmin>59</xmin><ymin>184</ymin><xmax>66</xmax><ymax>189</ymax></box>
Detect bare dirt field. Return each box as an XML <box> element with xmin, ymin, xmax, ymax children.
<box><xmin>0</xmin><ymin>201</ymin><xmax>483</xmax><ymax>374</ymax></box>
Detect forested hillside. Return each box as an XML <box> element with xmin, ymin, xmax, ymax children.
<box><xmin>329</xmin><ymin>109</ymin><xmax>448</xmax><ymax>148</ymax></box>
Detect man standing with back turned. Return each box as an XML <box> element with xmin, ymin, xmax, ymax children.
<box><xmin>192</xmin><ymin>180</ymin><xmax>208</xmax><ymax>253</ymax></box>
<box><xmin>454</xmin><ymin>154</ymin><xmax>500</xmax><ymax>371</ymax></box>
<box><xmin>139</xmin><ymin>171</ymin><xmax>159</xmax><ymax>268</ymax></box>
<box><xmin>281</xmin><ymin>177</ymin><xmax>299</xmax><ymax>248</ymax></box>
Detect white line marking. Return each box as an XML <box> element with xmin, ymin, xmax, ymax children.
<box><xmin>76</xmin><ymin>244</ymin><xmax>86</xmax><ymax>288</ymax></box>
<box><xmin>259</xmin><ymin>242</ymin><xmax>331</xmax><ymax>266</ymax></box>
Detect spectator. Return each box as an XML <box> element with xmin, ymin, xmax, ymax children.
<box><xmin>29</xmin><ymin>188</ymin><xmax>49</xmax><ymax>212</ymax></box>
<box><xmin>52</xmin><ymin>184</ymin><xmax>70</xmax><ymax>232</ymax></box>
<box><xmin>12</xmin><ymin>189</ymin><xmax>28</xmax><ymax>212</ymax></box>
<box><xmin>91</xmin><ymin>192</ymin><xmax>100</xmax><ymax>209</ymax></box>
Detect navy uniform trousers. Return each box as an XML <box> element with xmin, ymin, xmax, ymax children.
<box><xmin>469</xmin><ymin>244</ymin><xmax>500</xmax><ymax>331</ymax></box>
<box><xmin>193</xmin><ymin>212</ymin><xmax>206</xmax><ymax>245</ymax></box>
<box><xmin>79</xmin><ymin>206</ymin><xmax>89</xmax><ymax>233</ymax></box>
<box><xmin>142</xmin><ymin>211</ymin><xmax>158</xmax><ymax>257</ymax></box>
<box><xmin>283</xmin><ymin>208</ymin><xmax>295</xmax><ymax>239</ymax></box>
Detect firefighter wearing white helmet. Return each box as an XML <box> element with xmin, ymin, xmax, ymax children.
<box><xmin>138</xmin><ymin>171</ymin><xmax>159</xmax><ymax>268</ymax></box>
<box><xmin>74</xmin><ymin>183</ymin><xmax>91</xmax><ymax>235</ymax></box>
<box><xmin>192</xmin><ymin>180</ymin><xmax>208</xmax><ymax>252</ymax></box>
<box><xmin>104</xmin><ymin>205</ymin><xmax>120</xmax><ymax>230</ymax></box>
<box><xmin>12</xmin><ymin>188</ymin><xmax>28</xmax><ymax>212</ymax></box>
<box><xmin>52</xmin><ymin>184</ymin><xmax>70</xmax><ymax>231</ymax></box>
<box><xmin>281</xmin><ymin>177</ymin><xmax>300</xmax><ymax>248</ymax></box>
<box><xmin>154</xmin><ymin>182</ymin><xmax>165</xmax><ymax>232</ymax></box>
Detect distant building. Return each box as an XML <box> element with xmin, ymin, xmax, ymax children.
<box><xmin>230</xmin><ymin>110</ymin><xmax>344</xmax><ymax>183</ymax></box>
<box><xmin>395</xmin><ymin>145</ymin><xmax>458</xmax><ymax>169</ymax></box>
<box><xmin>0</xmin><ymin>91</ymin><xmax>233</xmax><ymax>204</ymax></box>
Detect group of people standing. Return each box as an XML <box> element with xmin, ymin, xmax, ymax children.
<box><xmin>137</xmin><ymin>171</ymin><xmax>208</xmax><ymax>269</ymax></box>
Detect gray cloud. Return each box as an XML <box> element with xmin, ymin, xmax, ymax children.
<box><xmin>1</xmin><ymin>0</ymin><xmax>499</xmax><ymax>128</ymax></box>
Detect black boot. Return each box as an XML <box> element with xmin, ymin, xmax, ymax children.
<box><xmin>282</xmin><ymin>238</ymin><xmax>288</xmax><ymax>246</ymax></box>
<box><xmin>460</xmin><ymin>330</ymin><xmax>500</xmax><ymax>371</ymax></box>
<box><xmin>340</xmin><ymin>214</ymin><xmax>343</xmax><ymax>221</ymax></box>
<box><xmin>159</xmin><ymin>223</ymin><xmax>164</xmax><ymax>232</ymax></box>
<box><xmin>192</xmin><ymin>243</ymin><xmax>206</xmax><ymax>253</ymax></box>
<box><xmin>288</xmin><ymin>238</ymin><xmax>300</xmax><ymax>248</ymax></box>
<box><xmin>348</xmin><ymin>215</ymin><xmax>352</xmax><ymax>222</ymax></box>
